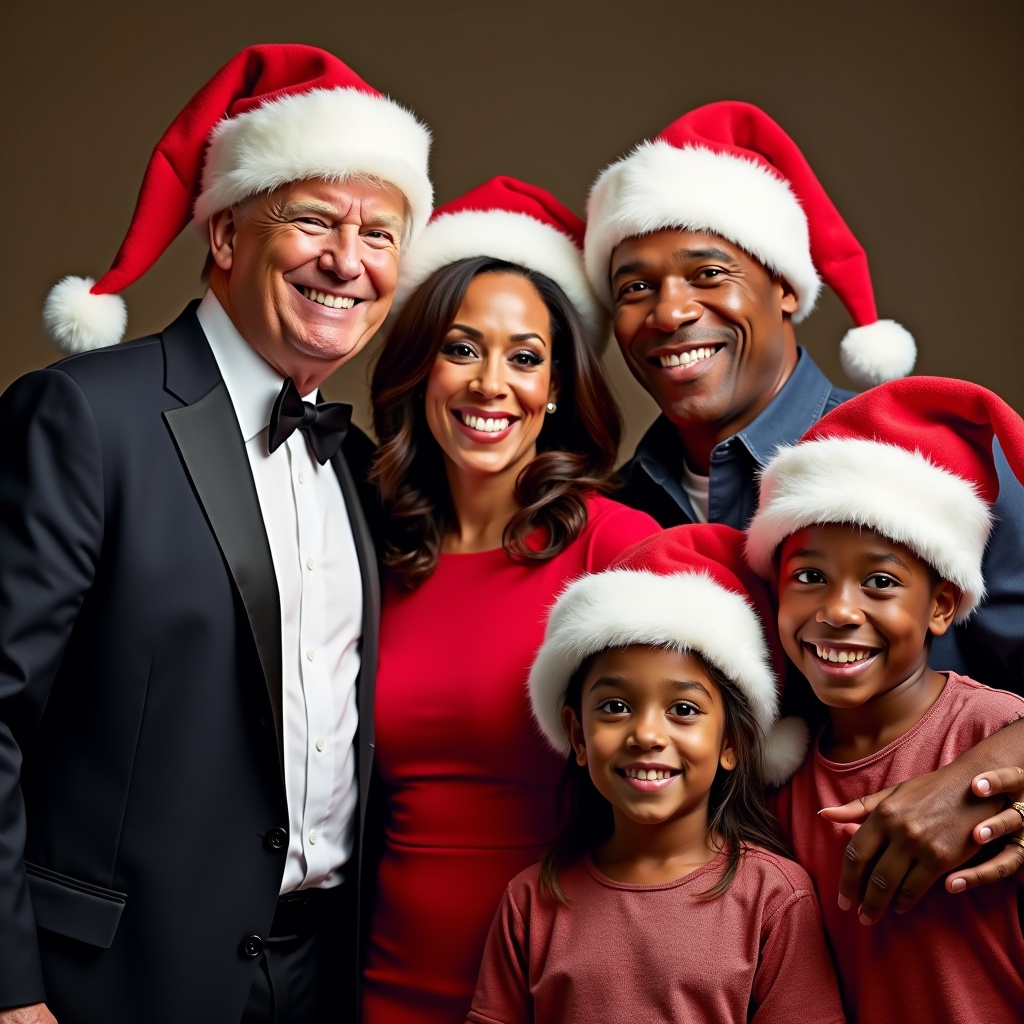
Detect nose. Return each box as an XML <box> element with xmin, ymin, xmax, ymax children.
<box><xmin>816</xmin><ymin>582</ymin><xmax>866</xmax><ymax>628</ymax></box>
<box><xmin>628</xmin><ymin>706</ymin><xmax>667</xmax><ymax>751</ymax></box>
<box><xmin>648</xmin><ymin>279</ymin><xmax>702</xmax><ymax>332</ymax></box>
<box><xmin>470</xmin><ymin>354</ymin><xmax>508</xmax><ymax>399</ymax></box>
<box><xmin>318</xmin><ymin>225</ymin><xmax>362</xmax><ymax>280</ymax></box>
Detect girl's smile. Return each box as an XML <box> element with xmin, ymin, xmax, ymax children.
<box><xmin>564</xmin><ymin>644</ymin><xmax>735</xmax><ymax>831</ymax></box>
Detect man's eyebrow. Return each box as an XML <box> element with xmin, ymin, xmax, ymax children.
<box><xmin>610</xmin><ymin>260</ymin><xmax>647</xmax><ymax>283</ymax></box>
<box><xmin>611</xmin><ymin>247</ymin><xmax>738</xmax><ymax>283</ymax></box>
<box><xmin>673</xmin><ymin>246</ymin><xmax>738</xmax><ymax>264</ymax></box>
<box><xmin>280</xmin><ymin>200</ymin><xmax>339</xmax><ymax>218</ymax></box>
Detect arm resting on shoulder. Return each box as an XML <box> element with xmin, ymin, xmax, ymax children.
<box><xmin>819</xmin><ymin>717</ymin><xmax>1024</xmax><ymax>922</ymax></box>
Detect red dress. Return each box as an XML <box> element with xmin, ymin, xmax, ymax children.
<box><xmin>362</xmin><ymin>495</ymin><xmax>659</xmax><ymax>1024</ymax></box>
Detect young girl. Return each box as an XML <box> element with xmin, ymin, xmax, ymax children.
<box><xmin>467</xmin><ymin>524</ymin><xmax>845</xmax><ymax>1024</ymax></box>
<box><xmin>746</xmin><ymin>376</ymin><xmax>1024</xmax><ymax>1023</ymax></box>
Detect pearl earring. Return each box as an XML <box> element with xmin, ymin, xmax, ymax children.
<box><xmin>545</xmin><ymin>401</ymin><xmax>557</xmax><ymax>414</ymax></box>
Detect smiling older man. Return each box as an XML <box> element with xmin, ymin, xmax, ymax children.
<box><xmin>0</xmin><ymin>44</ymin><xmax>430</xmax><ymax>1024</ymax></box>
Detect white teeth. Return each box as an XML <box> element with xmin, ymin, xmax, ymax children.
<box><xmin>814</xmin><ymin>644</ymin><xmax>869</xmax><ymax>664</ymax></box>
<box><xmin>624</xmin><ymin>768</ymin><xmax>672</xmax><ymax>781</ymax></box>
<box><xmin>301</xmin><ymin>287</ymin><xmax>355</xmax><ymax>309</ymax></box>
<box><xmin>463</xmin><ymin>414</ymin><xmax>510</xmax><ymax>433</ymax></box>
<box><xmin>659</xmin><ymin>346</ymin><xmax>716</xmax><ymax>369</ymax></box>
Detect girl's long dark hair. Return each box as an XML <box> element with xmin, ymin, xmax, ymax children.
<box><xmin>369</xmin><ymin>257</ymin><xmax>621</xmax><ymax>589</ymax></box>
<box><xmin>539</xmin><ymin>650</ymin><xmax>789</xmax><ymax>904</ymax></box>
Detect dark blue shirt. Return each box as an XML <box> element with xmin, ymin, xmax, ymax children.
<box><xmin>618</xmin><ymin>349</ymin><xmax>1024</xmax><ymax>692</ymax></box>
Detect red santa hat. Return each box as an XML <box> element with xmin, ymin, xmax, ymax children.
<box><xmin>388</xmin><ymin>175</ymin><xmax>605</xmax><ymax>347</ymax></box>
<box><xmin>584</xmin><ymin>100</ymin><xmax>915</xmax><ymax>386</ymax></box>
<box><xmin>746</xmin><ymin>377</ymin><xmax>1024</xmax><ymax>620</ymax></box>
<box><xmin>528</xmin><ymin>523</ymin><xmax>809</xmax><ymax>786</ymax></box>
<box><xmin>43</xmin><ymin>43</ymin><xmax>433</xmax><ymax>355</ymax></box>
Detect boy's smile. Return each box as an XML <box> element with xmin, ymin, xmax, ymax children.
<box><xmin>777</xmin><ymin>524</ymin><xmax>959</xmax><ymax>728</ymax></box>
<box><xmin>564</xmin><ymin>645</ymin><xmax>735</xmax><ymax>829</ymax></box>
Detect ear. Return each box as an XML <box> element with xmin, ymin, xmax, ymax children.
<box><xmin>562</xmin><ymin>705</ymin><xmax>587</xmax><ymax>766</ymax></box>
<box><xmin>775</xmin><ymin>275</ymin><xmax>799</xmax><ymax>316</ymax></box>
<box><xmin>208</xmin><ymin>207</ymin><xmax>239</xmax><ymax>272</ymax></box>
<box><xmin>928</xmin><ymin>578</ymin><xmax>961</xmax><ymax>637</ymax></box>
<box><xmin>719</xmin><ymin>734</ymin><xmax>737</xmax><ymax>773</ymax></box>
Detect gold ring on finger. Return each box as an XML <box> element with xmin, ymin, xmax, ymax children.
<box><xmin>1008</xmin><ymin>836</ymin><xmax>1024</xmax><ymax>850</ymax></box>
<box><xmin>1011</xmin><ymin>801</ymin><xmax>1024</xmax><ymax>825</ymax></box>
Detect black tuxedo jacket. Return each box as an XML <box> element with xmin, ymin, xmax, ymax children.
<box><xmin>0</xmin><ymin>304</ymin><xmax>380</xmax><ymax>1023</ymax></box>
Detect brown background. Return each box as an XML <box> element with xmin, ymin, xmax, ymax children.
<box><xmin>3</xmin><ymin>0</ymin><xmax>1022</xmax><ymax>458</ymax></box>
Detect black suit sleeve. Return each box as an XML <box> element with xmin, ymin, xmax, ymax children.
<box><xmin>0</xmin><ymin>368</ymin><xmax>104</xmax><ymax>1008</ymax></box>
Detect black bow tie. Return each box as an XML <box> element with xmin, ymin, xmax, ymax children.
<box><xmin>267</xmin><ymin>377</ymin><xmax>352</xmax><ymax>465</ymax></box>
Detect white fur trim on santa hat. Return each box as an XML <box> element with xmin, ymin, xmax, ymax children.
<box><xmin>43</xmin><ymin>276</ymin><xmax>129</xmax><ymax>354</ymax></box>
<box><xmin>585</xmin><ymin>142</ymin><xmax>821</xmax><ymax>317</ymax></box>
<box><xmin>840</xmin><ymin>319</ymin><xmax>917</xmax><ymax>386</ymax></box>
<box><xmin>193</xmin><ymin>86</ymin><xmax>433</xmax><ymax>241</ymax></box>
<box><xmin>528</xmin><ymin>569</ymin><xmax>806</xmax><ymax>783</ymax></box>
<box><xmin>390</xmin><ymin>209</ymin><xmax>606</xmax><ymax>346</ymax></box>
<box><xmin>746</xmin><ymin>437</ymin><xmax>991</xmax><ymax>619</ymax></box>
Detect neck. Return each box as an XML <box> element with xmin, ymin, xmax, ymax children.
<box><xmin>594</xmin><ymin>802</ymin><xmax>718</xmax><ymax>885</ymax></box>
<box><xmin>441</xmin><ymin>458</ymin><xmax>526</xmax><ymax>554</ymax></box>
<box><xmin>673</xmin><ymin>329</ymin><xmax>799</xmax><ymax>475</ymax></box>
<box><xmin>823</xmin><ymin>663</ymin><xmax>947</xmax><ymax>762</ymax></box>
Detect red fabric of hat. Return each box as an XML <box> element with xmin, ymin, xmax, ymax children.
<box><xmin>43</xmin><ymin>43</ymin><xmax>432</xmax><ymax>354</ymax></box>
<box><xmin>527</xmin><ymin>523</ymin><xmax>808</xmax><ymax>784</ymax></box>
<box><xmin>585</xmin><ymin>100</ymin><xmax>915</xmax><ymax>386</ymax></box>
<box><xmin>390</xmin><ymin>175</ymin><xmax>604</xmax><ymax>348</ymax></box>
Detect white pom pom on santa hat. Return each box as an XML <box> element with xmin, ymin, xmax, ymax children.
<box><xmin>43</xmin><ymin>276</ymin><xmax>129</xmax><ymax>355</ymax></box>
<box><xmin>41</xmin><ymin>44</ymin><xmax>432</xmax><ymax>355</ymax></box>
<box><xmin>840</xmin><ymin>319</ymin><xmax>917</xmax><ymax>386</ymax></box>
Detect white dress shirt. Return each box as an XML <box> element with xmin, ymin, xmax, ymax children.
<box><xmin>198</xmin><ymin>291</ymin><xmax>361</xmax><ymax>893</ymax></box>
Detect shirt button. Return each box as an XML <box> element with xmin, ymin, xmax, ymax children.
<box><xmin>315</xmin><ymin>737</ymin><xmax>326</xmax><ymax>752</ymax></box>
<box><xmin>306</xmin><ymin>650</ymin><xmax>315</xmax><ymax>662</ymax></box>
<box><xmin>306</xmin><ymin>558</ymin><xmax>315</xmax><ymax>570</ymax></box>
<box><xmin>297</xmin><ymin>472</ymin><xmax>305</xmax><ymax>485</ymax></box>
<box><xmin>308</xmin><ymin>830</ymin><xmax>318</xmax><ymax>845</ymax></box>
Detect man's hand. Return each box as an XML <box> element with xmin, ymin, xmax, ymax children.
<box><xmin>818</xmin><ymin>745</ymin><xmax>1011</xmax><ymax>924</ymax></box>
<box><xmin>946</xmin><ymin>766</ymin><xmax>1024</xmax><ymax>893</ymax></box>
<box><xmin>0</xmin><ymin>1004</ymin><xmax>57</xmax><ymax>1024</ymax></box>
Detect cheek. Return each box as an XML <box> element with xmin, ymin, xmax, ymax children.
<box><xmin>613</xmin><ymin>309</ymin><xmax>644</xmax><ymax>350</ymax></box>
<box><xmin>365</xmin><ymin>249</ymin><xmax>400</xmax><ymax>298</ymax></box>
<box><xmin>520</xmin><ymin>374</ymin><xmax>552</xmax><ymax>415</ymax></box>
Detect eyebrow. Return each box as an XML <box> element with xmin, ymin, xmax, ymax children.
<box><xmin>783</xmin><ymin>547</ymin><xmax>913</xmax><ymax>571</ymax></box>
<box><xmin>279</xmin><ymin>201</ymin><xmax>404</xmax><ymax>232</ymax></box>
<box><xmin>610</xmin><ymin>246</ymin><xmax>738</xmax><ymax>283</ymax></box>
<box><xmin>280</xmin><ymin>200</ymin><xmax>339</xmax><ymax>218</ymax></box>
<box><xmin>589</xmin><ymin>677</ymin><xmax>714</xmax><ymax>699</ymax></box>
<box><xmin>446</xmin><ymin>325</ymin><xmax>549</xmax><ymax>347</ymax></box>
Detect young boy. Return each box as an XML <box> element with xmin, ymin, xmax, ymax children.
<box><xmin>745</xmin><ymin>376</ymin><xmax>1024</xmax><ymax>1024</ymax></box>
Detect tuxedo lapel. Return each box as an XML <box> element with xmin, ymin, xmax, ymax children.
<box><xmin>161</xmin><ymin>308</ymin><xmax>285</xmax><ymax>776</ymax></box>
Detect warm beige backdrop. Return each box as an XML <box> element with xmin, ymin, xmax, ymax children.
<box><xmin>3</xmin><ymin>0</ymin><xmax>1022</xmax><ymax>459</ymax></box>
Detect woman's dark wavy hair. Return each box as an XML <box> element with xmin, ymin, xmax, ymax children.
<box><xmin>370</xmin><ymin>256</ymin><xmax>622</xmax><ymax>589</ymax></box>
<box><xmin>539</xmin><ymin>648</ymin><xmax>789</xmax><ymax>905</ymax></box>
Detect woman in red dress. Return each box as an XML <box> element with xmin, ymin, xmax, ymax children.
<box><xmin>361</xmin><ymin>177</ymin><xmax>660</xmax><ymax>1024</ymax></box>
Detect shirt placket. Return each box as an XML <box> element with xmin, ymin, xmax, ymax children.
<box><xmin>288</xmin><ymin>433</ymin><xmax>335</xmax><ymax>883</ymax></box>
